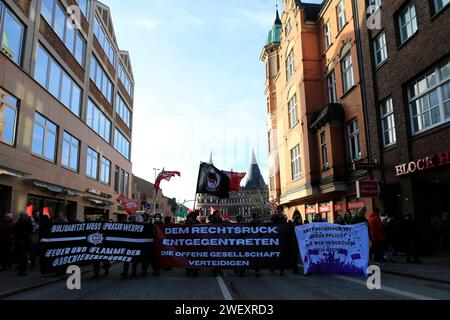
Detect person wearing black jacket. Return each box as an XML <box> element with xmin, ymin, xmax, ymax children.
<box><xmin>404</xmin><ymin>214</ymin><xmax>422</xmax><ymax>264</ymax></box>
<box><xmin>291</xmin><ymin>211</ymin><xmax>303</xmax><ymax>274</ymax></box>
<box><xmin>14</xmin><ymin>213</ymin><xmax>33</xmax><ymax>276</ymax></box>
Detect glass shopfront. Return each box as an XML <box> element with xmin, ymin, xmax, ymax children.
<box><xmin>27</xmin><ymin>195</ymin><xmax>77</xmax><ymax>221</ymax></box>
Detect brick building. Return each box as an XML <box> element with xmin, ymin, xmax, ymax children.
<box><xmin>354</xmin><ymin>0</ymin><xmax>450</xmax><ymax>253</ymax></box>
<box><xmin>131</xmin><ymin>175</ymin><xmax>177</xmax><ymax>220</ymax></box>
<box><xmin>261</xmin><ymin>0</ymin><xmax>372</xmax><ymax>222</ymax></box>
<box><xmin>0</xmin><ymin>0</ymin><xmax>134</xmax><ymax>221</ymax></box>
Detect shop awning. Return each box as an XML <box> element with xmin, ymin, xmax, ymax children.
<box><xmin>26</xmin><ymin>180</ymin><xmax>84</xmax><ymax>196</ymax></box>
<box><xmin>86</xmin><ymin>197</ymin><xmax>114</xmax><ymax>207</ymax></box>
<box><xmin>0</xmin><ymin>165</ymin><xmax>29</xmax><ymax>178</ymax></box>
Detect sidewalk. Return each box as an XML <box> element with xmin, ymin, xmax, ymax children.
<box><xmin>379</xmin><ymin>255</ymin><xmax>450</xmax><ymax>284</ymax></box>
<box><xmin>0</xmin><ymin>265</ymin><xmax>93</xmax><ymax>299</ymax></box>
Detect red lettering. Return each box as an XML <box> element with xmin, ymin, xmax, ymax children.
<box><xmin>439</xmin><ymin>152</ymin><xmax>450</xmax><ymax>166</ymax></box>
<box><xmin>425</xmin><ymin>157</ymin><xmax>435</xmax><ymax>170</ymax></box>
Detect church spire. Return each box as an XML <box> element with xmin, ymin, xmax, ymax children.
<box><xmin>274</xmin><ymin>4</ymin><xmax>282</xmax><ymax>25</ymax></box>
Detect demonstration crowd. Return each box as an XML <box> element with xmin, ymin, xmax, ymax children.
<box><xmin>1</xmin><ymin>207</ymin><xmax>450</xmax><ymax>278</ymax></box>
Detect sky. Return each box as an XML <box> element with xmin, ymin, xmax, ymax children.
<box><xmin>103</xmin><ymin>0</ymin><xmax>322</xmax><ymax>205</ymax></box>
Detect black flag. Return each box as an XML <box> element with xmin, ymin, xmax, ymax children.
<box><xmin>196</xmin><ymin>163</ymin><xmax>230</xmax><ymax>199</ymax></box>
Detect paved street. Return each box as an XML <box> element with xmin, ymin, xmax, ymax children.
<box><xmin>3</xmin><ymin>264</ymin><xmax>450</xmax><ymax>300</ymax></box>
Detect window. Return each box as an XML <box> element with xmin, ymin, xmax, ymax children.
<box><xmin>32</xmin><ymin>113</ymin><xmax>57</xmax><ymax>162</ymax></box>
<box><xmin>35</xmin><ymin>44</ymin><xmax>82</xmax><ymax>117</ymax></box>
<box><xmin>374</xmin><ymin>32</ymin><xmax>388</xmax><ymax>66</ymax></box>
<box><xmin>90</xmin><ymin>56</ymin><xmax>113</xmax><ymax>104</ymax></box>
<box><xmin>0</xmin><ymin>88</ymin><xmax>18</xmax><ymax>145</ymax></box>
<box><xmin>341</xmin><ymin>54</ymin><xmax>355</xmax><ymax>93</ymax></box>
<box><xmin>286</xmin><ymin>19</ymin><xmax>292</xmax><ymax>36</ymax></box>
<box><xmin>125</xmin><ymin>172</ymin><xmax>129</xmax><ymax>197</ymax></box>
<box><xmin>409</xmin><ymin>60</ymin><xmax>450</xmax><ymax>134</ymax></box>
<box><xmin>119</xmin><ymin>168</ymin><xmax>124</xmax><ymax>194</ymax></box>
<box><xmin>86</xmin><ymin>147</ymin><xmax>99</xmax><ymax>180</ymax></box>
<box><xmin>321</xmin><ymin>132</ymin><xmax>329</xmax><ymax>168</ymax></box>
<box><xmin>286</xmin><ymin>49</ymin><xmax>295</xmax><ymax>81</ymax></box>
<box><xmin>86</xmin><ymin>100</ymin><xmax>111</xmax><ymax>142</ymax></box>
<box><xmin>399</xmin><ymin>3</ymin><xmax>418</xmax><ymax>44</ymax></box>
<box><xmin>0</xmin><ymin>3</ymin><xmax>25</xmax><ymax>65</ymax></box>
<box><xmin>114</xmin><ymin>165</ymin><xmax>120</xmax><ymax>193</ymax></box>
<box><xmin>114</xmin><ymin>128</ymin><xmax>130</xmax><ymax>160</ymax></box>
<box><xmin>75</xmin><ymin>0</ymin><xmax>89</xmax><ymax>19</ymax></box>
<box><xmin>116</xmin><ymin>94</ymin><xmax>132</xmax><ymax>128</ymax></box>
<box><xmin>380</xmin><ymin>98</ymin><xmax>397</xmax><ymax>147</ymax></box>
<box><xmin>291</xmin><ymin>145</ymin><xmax>302</xmax><ymax>180</ymax></box>
<box><xmin>118</xmin><ymin>63</ymin><xmax>133</xmax><ymax>97</ymax></box>
<box><xmin>61</xmin><ymin>132</ymin><xmax>79</xmax><ymax>171</ymax></box>
<box><xmin>324</xmin><ymin>21</ymin><xmax>331</xmax><ymax>49</ymax></box>
<box><xmin>100</xmin><ymin>156</ymin><xmax>111</xmax><ymax>185</ymax></box>
<box><xmin>337</xmin><ymin>0</ymin><xmax>347</xmax><ymax>31</ymax></box>
<box><xmin>327</xmin><ymin>71</ymin><xmax>337</xmax><ymax>103</ymax></box>
<box><xmin>40</xmin><ymin>0</ymin><xmax>85</xmax><ymax>65</ymax></box>
<box><xmin>433</xmin><ymin>0</ymin><xmax>450</xmax><ymax>14</ymax></box>
<box><xmin>288</xmin><ymin>95</ymin><xmax>298</xmax><ymax>128</ymax></box>
<box><xmin>93</xmin><ymin>17</ymin><xmax>115</xmax><ymax>67</ymax></box>
<box><xmin>348</xmin><ymin>119</ymin><xmax>361</xmax><ymax>161</ymax></box>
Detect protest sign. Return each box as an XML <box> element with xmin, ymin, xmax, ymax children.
<box><xmin>155</xmin><ymin>223</ymin><xmax>293</xmax><ymax>270</ymax></box>
<box><xmin>39</xmin><ymin>222</ymin><xmax>154</xmax><ymax>274</ymax></box>
<box><xmin>295</xmin><ymin>223</ymin><xmax>369</xmax><ymax>276</ymax></box>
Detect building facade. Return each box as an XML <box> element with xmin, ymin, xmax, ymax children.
<box><xmin>355</xmin><ymin>0</ymin><xmax>450</xmax><ymax>253</ymax></box>
<box><xmin>131</xmin><ymin>175</ymin><xmax>177</xmax><ymax>220</ymax></box>
<box><xmin>196</xmin><ymin>152</ymin><xmax>269</xmax><ymax>221</ymax></box>
<box><xmin>262</xmin><ymin>0</ymin><xmax>373</xmax><ymax>222</ymax></box>
<box><xmin>0</xmin><ymin>0</ymin><xmax>134</xmax><ymax>221</ymax></box>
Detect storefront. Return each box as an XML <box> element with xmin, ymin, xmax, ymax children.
<box><xmin>27</xmin><ymin>195</ymin><xmax>77</xmax><ymax>221</ymax></box>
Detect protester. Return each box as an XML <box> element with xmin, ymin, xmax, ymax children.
<box><xmin>249</xmin><ymin>213</ymin><xmax>262</xmax><ymax>277</ymax></box>
<box><xmin>0</xmin><ymin>213</ymin><xmax>14</xmax><ymax>271</ymax></box>
<box><xmin>14</xmin><ymin>213</ymin><xmax>33</xmax><ymax>276</ymax></box>
<box><xmin>93</xmin><ymin>216</ymin><xmax>110</xmax><ymax>279</ymax></box>
<box><xmin>152</xmin><ymin>214</ymin><xmax>163</xmax><ymax>277</ymax></box>
<box><xmin>304</xmin><ymin>220</ymin><xmax>310</xmax><ymax>224</ymax></box>
<box><xmin>164</xmin><ymin>216</ymin><xmax>172</xmax><ymax>224</ymax></box>
<box><xmin>403</xmin><ymin>214</ymin><xmax>421</xmax><ymax>264</ymax></box>
<box><xmin>344</xmin><ymin>211</ymin><xmax>353</xmax><ymax>225</ymax></box>
<box><xmin>234</xmin><ymin>215</ymin><xmax>246</xmax><ymax>277</ymax></box>
<box><xmin>29</xmin><ymin>215</ymin><xmax>40</xmax><ymax>268</ymax></box>
<box><xmin>334</xmin><ymin>214</ymin><xmax>345</xmax><ymax>225</ymax></box>
<box><xmin>292</xmin><ymin>210</ymin><xmax>303</xmax><ymax>274</ymax></box>
<box><xmin>382</xmin><ymin>214</ymin><xmax>396</xmax><ymax>261</ymax></box>
<box><xmin>185</xmin><ymin>213</ymin><xmax>199</xmax><ymax>277</ymax></box>
<box><xmin>351</xmin><ymin>207</ymin><xmax>369</xmax><ymax>225</ymax></box>
<box><xmin>313</xmin><ymin>214</ymin><xmax>323</xmax><ymax>223</ymax></box>
<box><xmin>368</xmin><ymin>208</ymin><xmax>385</xmax><ymax>264</ymax></box>
<box><xmin>271</xmin><ymin>206</ymin><xmax>287</xmax><ymax>276</ymax></box>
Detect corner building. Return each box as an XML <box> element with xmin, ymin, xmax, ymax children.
<box><xmin>0</xmin><ymin>0</ymin><xmax>134</xmax><ymax>221</ymax></box>
<box><xmin>354</xmin><ymin>0</ymin><xmax>450</xmax><ymax>254</ymax></box>
<box><xmin>261</xmin><ymin>0</ymin><xmax>372</xmax><ymax>222</ymax></box>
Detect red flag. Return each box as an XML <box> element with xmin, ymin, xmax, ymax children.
<box><xmin>224</xmin><ymin>171</ymin><xmax>246</xmax><ymax>192</ymax></box>
<box><xmin>116</xmin><ymin>195</ymin><xmax>140</xmax><ymax>216</ymax></box>
<box><xmin>154</xmin><ymin>171</ymin><xmax>181</xmax><ymax>193</ymax></box>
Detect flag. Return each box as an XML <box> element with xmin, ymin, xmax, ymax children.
<box><xmin>196</xmin><ymin>163</ymin><xmax>230</xmax><ymax>199</ymax></box>
<box><xmin>224</xmin><ymin>171</ymin><xmax>246</xmax><ymax>192</ymax></box>
<box><xmin>117</xmin><ymin>195</ymin><xmax>140</xmax><ymax>216</ymax></box>
<box><xmin>154</xmin><ymin>171</ymin><xmax>181</xmax><ymax>193</ymax></box>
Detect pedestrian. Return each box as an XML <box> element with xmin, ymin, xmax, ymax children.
<box><xmin>334</xmin><ymin>214</ymin><xmax>345</xmax><ymax>225</ymax></box>
<box><xmin>14</xmin><ymin>213</ymin><xmax>33</xmax><ymax>276</ymax></box>
<box><xmin>368</xmin><ymin>208</ymin><xmax>385</xmax><ymax>264</ymax></box>
<box><xmin>344</xmin><ymin>211</ymin><xmax>353</xmax><ymax>225</ymax></box>
<box><xmin>403</xmin><ymin>214</ymin><xmax>422</xmax><ymax>264</ymax></box>
<box><xmin>292</xmin><ymin>210</ymin><xmax>303</xmax><ymax>274</ymax></box>
<box><xmin>0</xmin><ymin>213</ymin><xmax>14</xmax><ymax>271</ymax></box>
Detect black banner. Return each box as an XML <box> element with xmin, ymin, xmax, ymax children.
<box><xmin>155</xmin><ymin>223</ymin><xmax>294</xmax><ymax>269</ymax></box>
<box><xmin>39</xmin><ymin>222</ymin><xmax>154</xmax><ymax>274</ymax></box>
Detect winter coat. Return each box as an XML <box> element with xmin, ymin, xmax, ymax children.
<box><xmin>368</xmin><ymin>212</ymin><xmax>385</xmax><ymax>241</ymax></box>
<box><xmin>0</xmin><ymin>222</ymin><xmax>14</xmax><ymax>242</ymax></box>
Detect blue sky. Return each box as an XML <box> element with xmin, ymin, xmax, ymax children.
<box><xmin>103</xmin><ymin>0</ymin><xmax>322</xmax><ymax>204</ymax></box>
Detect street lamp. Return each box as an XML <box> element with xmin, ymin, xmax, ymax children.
<box><xmin>153</xmin><ymin>168</ymin><xmax>161</xmax><ymax>182</ymax></box>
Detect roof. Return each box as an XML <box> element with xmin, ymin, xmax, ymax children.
<box><xmin>244</xmin><ymin>151</ymin><xmax>267</xmax><ymax>190</ymax></box>
<box><xmin>295</xmin><ymin>0</ymin><xmax>324</xmax><ymax>21</ymax></box>
<box><xmin>265</xmin><ymin>9</ymin><xmax>282</xmax><ymax>47</ymax></box>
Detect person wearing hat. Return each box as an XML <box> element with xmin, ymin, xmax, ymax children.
<box><xmin>0</xmin><ymin>213</ymin><xmax>14</xmax><ymax>271</ymax></box>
